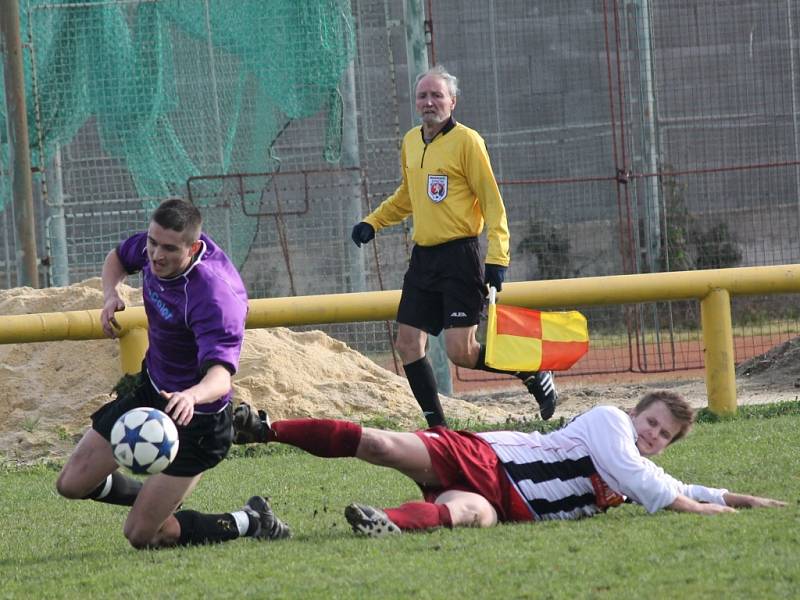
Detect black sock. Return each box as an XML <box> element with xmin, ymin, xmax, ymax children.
<box><xmin>173</xmin><ymin>510</ymin><xmax>244</xmax><ymax>546</ymax></box>
<box><xmin>474</xmin><ymin>345</ymin><xmax>534</xmax><ymax>381</ymax></box>
<box><xmin>403</xmin><ymin>356</ymin><xmax>447</xmax><ymax>427</ymax></box>
<box><xmin>84</xmin><ymin>472</ymin><xmax>142</xmax><ymax>506</ymax></box>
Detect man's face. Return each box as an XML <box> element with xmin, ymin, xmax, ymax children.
<box><xmin>415</xmin><ymin>74</ymin><xmax>456</xmax><ymax>128</ymax></box>
<box><xmin>146</xmin><ymin>222</ymin><xmax>198</xmax><ymax>279</ymax></box>
<box><xmin>630</xmin><ymin>400</ymin><xmax>682</xmax><ymax>456</ymax></box>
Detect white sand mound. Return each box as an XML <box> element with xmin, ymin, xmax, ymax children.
<box><xmin>0</xmin><ymin>279</ymin><xmax>508</xmax><ymax>465</ymax></box>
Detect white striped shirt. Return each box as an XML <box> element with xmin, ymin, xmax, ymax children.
<box><xmin>478</xmin><ymin>406</ymin><xmax>728</xmax><ymax>520</ymax></box>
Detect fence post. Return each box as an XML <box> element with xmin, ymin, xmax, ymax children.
<box><xmin>118</xmin><ymin>328</ymin><xmax>148</xmax><ymax>375</ymax></box>
<box><xmin>700</xmin><ymin>288</ymin><xmax>736</xmax><ymax>416</ymax></box>
<box><xmin>0</xmin><ymin>0</ymin><xmax>39</xmax><ymax>286</ymax></box>
<box><xmin>341</xmin><ymin>61</ymin><xmax>366</xmax><ymax>294</ymax></box>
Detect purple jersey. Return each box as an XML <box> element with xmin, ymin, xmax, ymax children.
<box><xmin>116</xmin><ymin>232</ymin><xmax>248</xmax><ymax>414</ymax></box>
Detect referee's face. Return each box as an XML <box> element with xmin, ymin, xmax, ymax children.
<box><xmin>415</xmin><ymin>74</ymin><xmax>455</xmax><ymax>128</ymax></box>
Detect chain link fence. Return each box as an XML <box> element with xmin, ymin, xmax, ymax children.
<box><xmin>2</xmin><ymin>0</ymin><xmax>800</xmax><ymax>389</ymax></box>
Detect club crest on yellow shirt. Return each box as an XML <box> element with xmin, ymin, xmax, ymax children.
<box><xmin>427</xmin><ymin>174</ymin><xmax>448</xmax><ymax>203</ymax></box>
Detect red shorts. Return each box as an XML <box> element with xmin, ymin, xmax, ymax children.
<box><xmin>415</xmin><ymin>427</ymin><xmax>533</xmax><ymax>523</ymax></box>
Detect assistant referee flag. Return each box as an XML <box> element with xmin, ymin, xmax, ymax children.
<box><xmin>485</xmin><ymin>303</ymin><xmax>589</xmax><ymax>372</ymax></box>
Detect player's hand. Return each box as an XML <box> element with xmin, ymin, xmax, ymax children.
<box><xmin>745</xmin><ymin>496</ymin><xmax>787</xmax><ymax>508</ymax></box>
<box><xmin>351</xmin><ymin>222</ymin><xmax>375</xmax><ymax>247</ymax></box>
<box><xmin>161</xmin><ymin>390</ymin><xmax>195</xmax><ymax>426</ymax></box>
<box><xmin>484</xmin><ymin>264</ymin><xmax>507</xmax><ymax>292</ymax></box>
<box><xmin>101</xmin><ymin>296</ymin><xmax>126</xmax><ymax>338</ymax></box>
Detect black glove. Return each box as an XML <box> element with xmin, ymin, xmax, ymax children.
<box><xmin>351</xmin><ymin>222</ymin><xmax>375</xmax><ymax>247</ymax></box>
<box><xmin>484</xmin><ymin>264</ymin><xmax>507</xmax><ymax>292</ymax></box>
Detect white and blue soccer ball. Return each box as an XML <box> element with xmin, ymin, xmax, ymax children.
<box><xmin>110</xmin><ymin>407</ymin><xmax>179</xmax><ymax>475</ymax></box>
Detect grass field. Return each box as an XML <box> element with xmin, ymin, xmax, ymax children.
<box><xmin>1</xmin><ymin>405</ymin><xmax>799</xmax><ymax>599</ymax></box>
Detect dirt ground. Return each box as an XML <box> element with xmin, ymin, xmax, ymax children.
<box><xmin>1</xmin><ymin>279</ymin><xmax>797</xmax><ymax>466</ymax></box>
<box><xmin>462</xmin><ymin>358</ymin><xmax>800</xmax><ymax>423</ymax></box>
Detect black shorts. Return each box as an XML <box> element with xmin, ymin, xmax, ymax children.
<box><xmin>91</xmin><ymin>370</ymin><xmax>233</xmax><ymax>477</ymax></box>
<box><xmin>396</xmin><ymin>237</ymin><xmax>486</xmax><ymax>336</ymax></box>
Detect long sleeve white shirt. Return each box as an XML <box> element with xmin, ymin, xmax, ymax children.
<box><xmin>478</xmin><ymin>406</ymin><xmax>728</xmax><ymax>520</ymax></box>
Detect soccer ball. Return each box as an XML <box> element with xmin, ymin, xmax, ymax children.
<box><xmin>110</xmin><ymin>407</ymin><xmax>179</xmax><ymax>475</ymax></box>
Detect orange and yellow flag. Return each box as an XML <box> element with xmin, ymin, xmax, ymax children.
<box><xmin>485</xmin><ymin>303</ymin><xmax>589</xmax><ymax>372</ymax></box>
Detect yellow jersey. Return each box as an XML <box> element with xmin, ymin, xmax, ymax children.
<box><xmin>364</xmin><ymin>120</ymin><xmax>510</xmax><ymax>266</ymax></box>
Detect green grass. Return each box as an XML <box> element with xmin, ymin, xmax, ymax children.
<box><xmin>1</xmin><ymin>406</ymin><xmax>799</xmax><ymax>599</ymax></box>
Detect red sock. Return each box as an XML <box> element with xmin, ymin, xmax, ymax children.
<box><xmin>384</xmin><ymin>502</ymin><xmax>452</xmax><ymax>531</ymax></box>
<box><xmin>271</xmin><ymin>419</ymin><xmax>362</xmax><ymax>457</ymax></box>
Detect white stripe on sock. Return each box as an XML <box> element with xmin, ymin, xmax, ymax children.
<box><xmin>231</xmin><ymin>510</ymin><xmax>251</xmax><ymax>536</ymax></box>
<box><xmin>96</xmin><ymin>474</ymin><xmax>113</xmax><ymax>499</ymax></box>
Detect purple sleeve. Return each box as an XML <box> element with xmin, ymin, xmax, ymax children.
<box><xmin>186</xmin><ymin>277</ymin><xmax>247</xmax><ymax>375</ymax></box>
<box><xmin>116</xmin><ymin>232</ymin><xmax>149</xmax><ymax>274</ymax></box>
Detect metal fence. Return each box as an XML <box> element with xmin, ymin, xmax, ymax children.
<box><xmin>2</xmin><ymin>0</ymin><xmax>800</xmax><ymax>390</ymax></box>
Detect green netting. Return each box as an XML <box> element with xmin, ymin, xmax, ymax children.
<box><xmin>0</xmin><ymin>0</ymin><xmax>355</xmax><ymax>266</ymax></box>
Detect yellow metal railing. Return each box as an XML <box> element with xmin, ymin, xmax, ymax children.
<box><xmin>3</xmin><ymin>264</ymin><xmax>800</xmax><ymax>415</ymax></box>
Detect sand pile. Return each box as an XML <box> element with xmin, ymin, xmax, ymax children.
<box><xmin>0</xmin><ymin>279</ymin><xmax>509</xmax><ymax>465</ymax></box>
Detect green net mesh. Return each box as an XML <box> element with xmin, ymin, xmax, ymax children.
<box><xmin>0</xmin><ymin>0</ymin><xmax>355</xmax><ymax>266</ymax></box>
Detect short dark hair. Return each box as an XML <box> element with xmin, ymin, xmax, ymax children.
<box><xmin>151</xmin><ymin>198</ymin><xmax>202</xmax><ymax>244</ymax></box>
<box><xmin>633</xmin><ymin>390</ymin><xmax>696</xmax><ymax>443</ymax></box>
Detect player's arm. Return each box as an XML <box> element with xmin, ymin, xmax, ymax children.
<box><xmin>667</xmin><ymin>493</ymin><xmax>736</xmax><ymax>515</ymax></box>
<box><xmin>467</xmin><ymin>135</ymin><xmax>509</xmax><ymax>267</ymax></box>
<box><xmin>351</xmin><ymin>183</ymin><xmax>412</xmax><ymax>248</ymax></box>
<box><xmin>721</xmin><ymin>492</ymin><xmax>787</xmax><ymax>509</ymax></box>
<box><xmin>161</xmin><ymin>364</ymin><xmax>232</xmax><ymax>426</ymax></box>
<box><xmin>363</xmin><ymin>143</ymin><xmax>414</xmax><ymax>232</ymax></box>
<box><xmin>101</xmin><ymin>249</ymin><xmax>129</xmax><ymax>338</ymax></box>
<box><xmin>626</xmin><ymin>461</ymin><xmax>786</xmax><ymax>514</ymax></box>
<box><xmin>363</xmin><ymin>184</ymin><xmax>413</xmax><ymax>230</ymax></box>
<box><xmin>656</xmin><ymin>476</ymin><xmax>785</xmax><ymax>511</ymax></box>
<box><xmin>163</xmin><ymin>279</ymin><xmax>247</xmax><ymax>425</ymax></box>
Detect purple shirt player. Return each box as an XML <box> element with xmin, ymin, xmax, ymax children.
<box><xmin>116</xmin><ymin>231</ymin><xmax>248</xmax><ymax>414</ymax></box>
<box><xmin>57</xmin><ymin>200</ymin><xmax>283</xmax><ymax>551</ymax></box>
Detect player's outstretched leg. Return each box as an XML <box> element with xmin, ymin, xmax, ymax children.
<box><xmin>344</xmin><ymin>500</ymin><xmax>456</xmax><ymax>536</ymax></box>
<box><xmin>234</xmin><ymin>409</ymin><xmax>365</xmax><ymax>459</ymax></box>
<box><xmin>232</xmin><ymin>402</ymin><xmax>271</xmax><ymax>444</ymax></box>
<box><xmin>244</xmin><ymin>495</ymin><xmax>292</xmax><ymax>540</ymax></box>
<box><xmin>344</xmin><ymin>503</ymin><xmax>401</xmax><ymax>537</ymax></box>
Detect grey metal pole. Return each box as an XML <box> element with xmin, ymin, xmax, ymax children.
<box><xmin>404</xmin><ymin>0</ymin><xmax>428</xmax><ymax>90</ymax></box>
<box><xmin>341</xmin><ymin>60</ymin><xmax>367</xmax><ymax>293</ymax></box>
<box><xmin>404</xmin><ymin>0</ymin><xmax>453</xmax><ymax>395</ymax></box>
<box><xmin>633</xmin><ymin>0</ymin><xmax>661</xmax><ymax>270</ymax></box>
<box><xmin>202</xmin><ymin>0</ymin><xmax>232</xmax><ymax>250</ymax></box>
<box><xmin>786</xmin><ymin>0</ymin><xmax>800</xmax><ymax>231</ymax></box>
<box><xmin>47</xmin><ymin>144</ymin><xmax>69</xmax><ymax>286</ymax></box>
<box><xmin>0</xmin><ymin>0</ymin><xmax>38</xmax><ymax>287</ymax></box>
<box><xmin>634</xmin><ymin>0</ymin><xmax>664</xmax><ymax>370</ymax></box>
